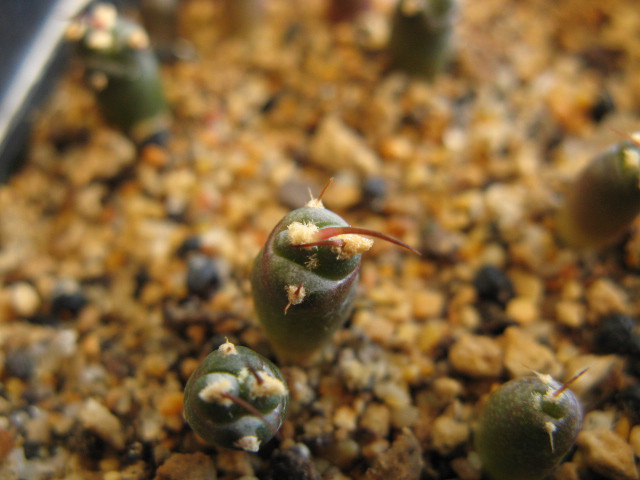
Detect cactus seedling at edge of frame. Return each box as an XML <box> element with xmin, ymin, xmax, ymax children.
<box><xmin>474</xmin><ymin>372</ymin><xmax>584</xmax><ymax>480</ymax></box>
<box><xmin>66</xmin><ymin>3</ymin><xmax>170</xmax><ymax>146</ymax></box>
<box><xmin>388</xmin><ymin>0</ymin><xmax>457</xmax><ymax>80</ymax></box>
<box><xmin>183</xmin><ymin>340</ymin><xmax>289</xmax><ymax>452</ymax></box>
<box><xmin>251</xmin><ymin>181</ymin><xmax>419</xmax><ymax>365</ymax></box>
<box><xmin>556</xmin><ymin>134</ymin><xmax>640</xmax><ymax>249</ymax></box>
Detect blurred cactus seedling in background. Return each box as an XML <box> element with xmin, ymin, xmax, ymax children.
<box><xmin>556</xmin><ymin>135</ymin><xmax>640</xmax><ymax>249</ymax></box>
<box><xmin>66</xmin><ymin>3</ymin><xmax>170</xmax><ymax>146</ymax></box>
<box><xmin>183</xmin><ymin>341</ymin><xmax>289</xmax><ymax>452</ymax></box>
<box><xmin>474</xmin><ymin>373</ymin><xmax>584</xmax><ymax>480</ymax></box>
<box><xmin>251</xmin><ymin>183</ymin><xmax>419</xmax><ymax>365</ymax></box>
<box><xmin>388</xmin><ymin>0</ymin><xmax>457</xmax><ymax>80</ymax></box>
<box><xmin>325</xmin><ymin>0</ymin><xmax>371</xmax><ymax>23</ymax></box>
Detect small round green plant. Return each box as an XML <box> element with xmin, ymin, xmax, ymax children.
<box><xmin>557</xmin><ymin>135</ymin><xmax>640</xmax><ymax>248</ymax></box>
<box><xmin>66</xmin><ymin>3</ymin><xmax>170</xmax><ymax>146</ymax></box>
<box><xmin>183</xmin><ymin>340</ymin><xmax>289</xmax><ymax>452</ymax></box>
<box><xmin>474</xmin><ymin>372</ymin><xmax>584</xmax><ymax>480</ymax></box>
<box><xmin>251</xmin><ymin>182</ymin><xmax>418</xmax><ymax>364</ymax></box>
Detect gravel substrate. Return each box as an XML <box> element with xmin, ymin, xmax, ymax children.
<box><xmin>1</xmin><ymin>0</ymin><xmax>640</xmax><ymax>479</ymax></box>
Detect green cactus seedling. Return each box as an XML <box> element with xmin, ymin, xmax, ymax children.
<box><xmin>251</xmin><ymin>182</ymin><xmax>419</xmax><ymax>365</ymax></box>
<box><xmin>387</xmin><ymin>0</ymin><xmax>457</xmax><ymax>80</ymax></box>
<box><xmin>183</xmin><ymin>341</ymin><xmax>289</xmax><ymax>452</ymax></box>
<box><xmin>474</xmin><ymin>373</ymin><xmax>584</xmax><ymax>480</ymax></box>
<box><xmin>66</xmin><ymin>3</ymin><xmax>170</xmax><ymax>146</ymax></box>
<box><xmin>556</xmin><ymin>134</ymin><xmax>640</xmax><ymax>249</ymax></box>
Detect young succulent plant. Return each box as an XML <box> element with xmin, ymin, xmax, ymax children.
<box><xmin>474</xmin><ymin>373</ymin><xmax>584</xmax><ymax>480</ymax></box>
<box><xmin>556</xmin><ymin>134</ymin><xmax>640</xmax><ymax>248</ymax></box>
<box><xmin>388</xmin><ymin>0</ymin><xmax>457</xmax><ymax>80</ymax></box>
<box><xmin>183</xmin><ymin>340</ymin><xmax>289</xmax><ymax>452</ymax></box>
<box><xmin>66</xmin><ymin>3</ymin><xmax>170</xmax><ymax>146</ymax></box>
<box><xmin>251</xmin><ymin>182</ymin><xmax>419</xmax><ymax>364</ymax></box>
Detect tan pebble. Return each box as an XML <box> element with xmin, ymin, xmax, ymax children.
<box><xmin>154</xmin><ymin>452</ymin><xmax>217</xmax><ymax>480</ymax></box>
<box><xmin>555</xmin><ymin>300</ymin><xmax>585</xmax><ymax>328</ymax></box>
<box><xmin>334</xmin><ymin>405</ymin><xmax>357</xmax><ymax>432</ymax></box>
<box><xmin>363</xmin><ymin>428</ymin><xmax>423</xmax><ymax>480</ymax></box>
<box><xmin>501</xmin><ymin>327</ymin><xmax>561</xmax><ymax>378</ymax></box>
<box><xmin>577</xmin><ymin>428</ymin><xmax>639</xmax><ymax>480</ymax></box>
<box><xmin>563</xmin><ymin>354</ymin><xmax>620</xmax><ymax>397</ymax></box>
<box><xmin>180</xmin><ymin>357</ymin><xmax>200</xmax><ymax>381</ymax></box>
<box><xmin>0</xmin><ymin>428</ymin><xmax>14</xmax><ymax>463</ymax></box>
<box><xmin>509</xmin><ymin>270</ymin><xmax>544</xmax><ymax>301</ymax></box>
<box><xmin>157</xmin><ymin>391</ymin><xmax>184</xmax><ymax>418</ymax></box>
<box><xmin>374</xmin><ymin>381</ymin><xmax>411</xmax><ymax>408</ymax></box>
<box><xmin>9</xmin><ymin>282</ymin><xmax>40</xmax><ymax>317</ymax></box>
<box><xmin>505</xmin><ymin>297</ymin><xmax>538</xmax><ymax>325</ymax></box>
<box><xmin>561</xmin><ymin>280</ymin><xmax>583</xmax><ymax>300</ymax></box>
<box><xmin>390</xmin><ymin>405</ymin><xmax>419</xmax><ymax>429</ymax></box>
<box><xmin>629</xmin><ymin>426</ymin><xmax>640</xmax><ymax>458</ymax></box>
<box><xmin>325</xmin><ymin>438</ymin><xmax>360</xmax><ymax>468</ymax></box>
<box><xmin>433</xmin><ymin>377</ymin><xmax>463</xmax><ymax>401</ymax></box>
<box><xmin>431</xmin><ymin>415</ymin><xmax>470</xmax><ymax>455</ymax></box>
<box><xmin>322</xmin><ymin>172</ymin><xmax>362</xmax><ymax>210</ymax></box>
<box><xmin>449</xmin><ymin>334</ymin><xmax>502</xmax><ymax>378</ymax></box>
<box><xmin>142</xmin><ymin>353</ymin><xmax>170</xmax><ymax>379</ymax></box>
<box><xmin>417</xmin><ymin>320</ymin><xmax>449</xmax><ymax>353</ymax></box>
<box><xmin>553</xmin><ymin>462</ymin><xmax>581</xmax><ymax>480</ymax></box>
<box><xmin>309</xmin><ymin>115</ymin><xmax>381</xmax><ymax>175</ymax></box>
<box><xmin>587</xmin><ymin>278</ymin><xmax>630</xmax><ymax>316</ymax></box>
<box><xmin>412</xmin><ymin>289</ymin><xmax>445</xmax><ymax>319</ymax></box>
<box><xmin>103</xmin><ymin>472</ymin><xmax>121</xmax><ymax>480</ymax></box>
<box><xmin>361</xmin><ymin>439</ymin><xmax>390</xmax><ymax>460</ymax></box>
<box><xmin>360</xmin><ymin>403</ymin><xmax>391</xmax><ymax>438</ymax></box>
<box><xmin>81</xmin><ymin>333</ymin><xmax>101</xmax><ymax>358</ymax></box>
<box><xmin>80</xmin><ymin>398</ymin><xmax>125</xmax><ymax>450</ymax></box>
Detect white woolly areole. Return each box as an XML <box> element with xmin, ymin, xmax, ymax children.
<box><xmin>306</xmin><ymin>198</ymin><xmax>324</xmax><ymax>208</ymax></box>
<box><xmin>87</xmin><ymin>30</ymin><xmax>114</xmax><ymax>50</ymax></box>
<box><xmin>94</xmin><ymin>3</ymin><xmax>118</xmax><ymax>30</ymax></box>
<box><xmin>235</xmin><ymin>435</ymin><xmax>261</xmax><ymax>452</ymax></box>
<box><xmin>218</xmin><ymin>341</ymin><xmax>237</xmax><ymax>356</ymax></box>
<box><xmin>128</xmin><ymin>27</ymin><xmax>150</xmax><ymax>50</ymax></box>
<box><xmin>287</xmin><ymin>222</ymin><xmax>319</xmax><ymax>245</ymax></box>
<box><xmin>252</xmin><ymin>372</ymin><xmax>288</xmax><ymax>397</ymax></box>
<box><xmin>332</xmin><ymin>234</ymin><xmax>373</xmax><ymax>259</ymax></box>
<box><xmin>285</xmin><ymin>284</ymin><xmax>306</xmax><ymax>306</ymax></box>
<box><xmin>198</xmin><ymin>377</ymin><xmax>234</xmax><ymax>405</ymax></box>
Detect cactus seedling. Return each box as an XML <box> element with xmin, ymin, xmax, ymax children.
<box><xmin>251</xmin><ymin>182</ymin><xmax>419</xmax><ymax>364</ymax></box>
<box><xmin>560</xmin><ymin>134</ymin><xmax>640</xmax><ymax>246</ymax></box>
<box><xmin>183</xmin><ymin>340</ymin><xmax>289</xmax><ymax>452</ymax></box>
<box><xmin>66</xmin><ymin>3</ymin><xmax>170</xmax><ymax>146</ymax></box>
<box><xmin>474</xmin><ymin>373</ymin><xmax>584</xmax><ymax>480</ymax></box>
<box><xmin>387</xmin><ymin>0</ymin><xmax>457</xmax><ymax>80</ymax></box>
<box><xmin>556</xmin><ymin>135</ymin><xmax>640</xmax><ymax>249</ymax></box>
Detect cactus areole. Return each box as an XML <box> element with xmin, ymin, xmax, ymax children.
<box><xmin>474</xmin><ymin>374</ymin><xmax>584</xmax><ymax>480</ymax></box>
<box><xmin>251</xmin><ymin>190</ymin><xmax>417</xmax><ymax>364</ymax></box>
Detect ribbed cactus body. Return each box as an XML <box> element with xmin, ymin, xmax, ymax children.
<box><xmin>183</xmin><ymin>342</ymin><xmax>288</xmax><ymax>452</ymax></box>
<box><xmin>251</xmin><ymin>206</ymin><xmax>361</xmax><ymax>364</ymax></box>
<box><xmin>475</xmin><ymin>375</ymin><xmax>583</xmax><ymax>480</ymax></box>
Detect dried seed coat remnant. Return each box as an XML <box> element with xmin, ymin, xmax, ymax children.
<box><xmin>235</xmin><ymin>435</ymin><xmax>261</xmax><ymax>452</ymax></box>
<box><xmin>198</xmin><ymin>376</ymin><xmax>235</xmax><ymax>405</ymax></box>
<box><xmin>219</xmin><ymin>341</ymin><xmax>238</xmax><ymax>356</ymax></box>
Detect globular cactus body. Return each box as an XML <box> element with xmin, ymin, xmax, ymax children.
<box><xmin>474</xmin><ymin>374</ymin><xmax>583</xmax><ymax>480</ymax></box>
<box><xmin>66</xmin><ymin>3</ymin><xmax>170</xmax><ymax>146</ymax></box>
<box><xmin>251</xmin><ymin>205</ymin><xmax>361</xmax><ymax>364</ymax></box>
<box><xmin>251</xmin><ymin>191</ymin><xmax>417</xmax><ymax>364</ymax></box>
<box><xmin>557</xmin><ymin>138</ymin><xmax>640</xmax><ymax>248</ymax></box>
<box><xmin>183</xmin><ymin>341</ymin><xmax>288</xmax><ymax>452</ymax></box>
